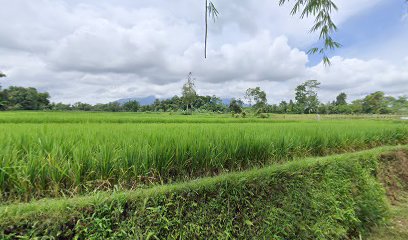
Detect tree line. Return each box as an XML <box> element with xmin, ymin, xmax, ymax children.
<box><xmin>0</xmin><ymin>73</ymin><xmax>407</xmax><ymax>114</ymax></box>
<box><xmin>229</xmin><ymin>80</ymin><xmax>408</xmax><ymax>115</ymax></box>
<box><xmin>0</xmin><ymin>86</ymin><xmax>50</xmax><ymax>111</ymax></box>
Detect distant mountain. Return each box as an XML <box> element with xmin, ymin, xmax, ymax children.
<box><xmin>116</xmin><ymin>96</ymin><xmax>156</xmax><ymax>106</ymax></box>
<box><xmin>221</xmin><ymin>98</ymin><xmax>231</xmax><ymax>105</ymax></box>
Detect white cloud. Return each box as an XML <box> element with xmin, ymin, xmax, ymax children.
<box><xmin>0</xmin><ymin>0</ymin><xmax>407</xmax><ymax>104</ymax></box>
<box><xmin>308</xmin><ymin>56</ymin><xmax>408</xmax><ymax>101</ymax></box>
<box><xmin>168</xmin><ymin>33</ymin><xmax>308</xmax><ymax>83</ymax></box>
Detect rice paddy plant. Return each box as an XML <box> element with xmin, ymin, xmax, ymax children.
<box><xmin>0</xmin><ymin>120</ymin><xmax>407</xmax><ymax>201</ymax></box>
<box><xmin>0</xmin><ymin>111</ymin><xmax>402</xmax><ymax>124</ymax></box>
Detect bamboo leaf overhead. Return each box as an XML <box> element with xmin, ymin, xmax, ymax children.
<box><xmin>205</xmin><ymin>0</ymin><xmax>341</xmax><ymax>65</ymax></box>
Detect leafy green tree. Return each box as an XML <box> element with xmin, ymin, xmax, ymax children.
<box><xmin>1</xmin><ymin>86</ymin><xmax>50</xmax><ymax>110</ymax></box>
<box><xmin>337</xmin><ymin>104</ymin><xmax>352</xmax><ymax>114</ymax></box>
<box><xmin>244</xmin><ymin>89</ymin><xmax>253</xmax><ymax>107</ymax></box>
<box><xmin>0</xmin><ymin>74</ymin><xmax>5</xmax><ymax>110</ymax></box>
<box><xmin>143</xmin><ymin>94</ymin><xmax>226</xmax><ymax>113</ymax></box>
<box><xmin>278</xmin><ymin>101</ymin><xmax>288</xmax><ymax>113</ymax></box>
<box><xmin>350</xmin><ymin>99</ymin><xmax>363</xmax><ymax>114</ymax></box>
<box><xmin>335</xmin><ymin>92</ymin><xmax>347</xmax><ymax>106</ymax></box>
<box><xmin>0</xmin><ymin>101</ymin><xmax>6</xmax><ymax>110</ymax></box>
<box><xmin>140</xmin><ymin>104</ymin><xmax>153</xmax><ymax>112</ymax></box>
<box><xmin>318</xmin><ymin>102</ymin><xmax>330</xmax><ymax>114</ymax></box>
<box><xmin>51</xmin><ymin>102</ymin><xmax>72</xmax><ymax>111</ymax></box>
<box><xmin>295</xmin><ymin>80</ymin><xmax>321</xmax><ymax>114</ymax></box>
<box><xmin>228</xmin><ymin>98</ymin><xmax>243</xmax><ymax>113</ymax></box>
<box><xmin>123</xmin><ymin>100</ymin><xmax>140</xmax><ymax>112</ymax></box>
<box><xmin>267</xmin><ymin>104</ymin><xmax>279</xmax><ymax>113</ymax></box>
<box><xmin>94</xmin><ymin>102</ymin><xmax>122</xmax><ymax>112</ymax></box>
<box><xmin>169</xmin><ymin>95</ymin><xmax>183</xmax><ymax>111</ymax></box>
<box><xmin>152</xmin><ymin>99</ymin><xmax>163</xmax><ymax>112</ymax></box>
<box><xmin>195</xmin><ymin>95</ymin><xmax>226</xmax><ymax>112</ymax></box>
<box><xmin>288</xmin><ymin>100</ymin><xmax>295</xmax><ymax>113</ymax></box>
<box><xmin>362</xmin><ymin>91</ymin><xmax>390</xmax><ymax>114</ymax></box>
<box><xmin>389</xmin><ymin>96</ymin><xmax>408</xmax><ymax>114</ymax></box>
<box><xmin>322</xmin><ymin>92</ymin><xmax>351</xmax><ymax>114</ymax></box>
<box><xmin>245</xmin><ymin>87</ymin><xmax>267</xmax><ymax>111</ymax></box>
<box><xmin>73</xmin><ymin>102</ymin><xmax>93</xmax><ymax>111</ymax></box>
<box><xmin>181</xmin><ymin>72</ymin><xmax>197</xmax><ymax>112</ymax></box>
<box><xmin>0</xmin><ymin>88</ymin><xmax>6</xmax><ymax>111</ymax></box>
<box><xmin>38</xmin><ymin>92</ymin><xmax>50</xmax><ymax>109</ymax></box>
<box><xmin>208</xmin><ymin>95</ymin><xmax>225</xmax><ymax>112</ymax></box>
<box><xmin>0</xmin><ymin>72</ymin><xmax>6</xmax><ymax>105</ymax></box>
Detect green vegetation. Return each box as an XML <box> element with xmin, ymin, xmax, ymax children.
<box><xmin>0</xmin><ymin>111</ymin><xmax>404</xmax><ymax>124</ymax></box>
<box><xmin>181</xmin><ymin>72</ymin><xmax>197</xmax><ymax>113</ymax></box>
<box><xmin>368</xmin><ymin>193</ymin><xmax>408</xmax><ymax>240</ymax></box>
<box><xmin>294</xmin><ymin>80</ymin><xmax>321</xmax><ymax>114</ymax></box>
<box><xmin>1</xmin><ymin>78</ymin><xmax>408</xmax><ymax>114</ymax></box>
<box><xmin>1</xmin><ymin>1</ymin><xmax>407</xmax><ymax>238</ymax></box>
<box><xmin>368</xmin><ymin>148</ymin><xmax>408</xmax><ymax>240</ymax></box>
<box><xmin>0</xmin><ymin>86</ymin><xmax>50</xmax><ymax>111</ymax></box>
<box><xmin>0</xmin><ymin>113</ymin><xmax>407</xmax><ymax>201</ymax></box>
<box><xmin>0</xmin><ymin>111</ymin><xmax>406</xmax><ymax>238</ymax></box>
<box><xmin>245</xmin><ymin>87</ymin><xmax>267</xmax><ymax>110</ymax></box>
<box><xmin>1</xmin><ymin>146</ymin><xmax>405</xmax><ymax>239</ymax></box>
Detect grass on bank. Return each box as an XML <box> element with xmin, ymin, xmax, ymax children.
<box><xmin>1</xmin><ymin>145</ymin><xmax>407</xmax><ymax>239</ymax></box>
<box><xmin>368</xmin><ymin>192</ymin><xmax>408</xmax><ymax>240</ymax></box>
<box><xmin>368</xmin><ymin>148</ymin><xmax>408</xmax><ymax>240</ymax></box>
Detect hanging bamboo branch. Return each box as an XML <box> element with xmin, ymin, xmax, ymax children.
<box><xmin>204</xmin><ymin>0</ymin><xmax>340</xmax><ymax>65</ymax></box>
<box><xmin>205</xmin><ymin>0</ymin><xmax>208</xmax><ymax>58</ymax></box>
<box><xmin>204</xmin><ymin>1</ymin><xmax>219</xmax><ymax>58</ymax></box>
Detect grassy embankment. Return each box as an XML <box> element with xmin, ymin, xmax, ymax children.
<box><xmin>368</xmin><ymin>148</ymin><xmax>408</xmax><ymax>240</ymax></box>
<box><xmin>1</xmin><ymin>145</ymin><xmax>407</xmax><ymax>239</ymax></box>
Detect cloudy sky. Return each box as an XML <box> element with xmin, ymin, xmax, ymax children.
<box><xmin>0</xmin><ymin>0</ymin><xmax>407</xmax><ymax>104</ymax></box>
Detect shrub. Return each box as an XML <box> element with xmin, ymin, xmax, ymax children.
<box><xmin>258</xmin><ymin>113</ymin><xmax>269</xmax><ymax>118</ymax></box>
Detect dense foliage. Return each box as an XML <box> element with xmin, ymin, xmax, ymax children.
<box><xmin>0</xmin><ymin>86</ymin><xmax>50</xmax><ymax>110</ymax></box>
<box><xmin>1</xmin><ymin>81</ymin><xmax>407</xmax><ymax>114</ymax></box>
<box><xmin>67</xmin><ymin>89</ymin><xmax>406</xmax><ymax>115</ymax></box>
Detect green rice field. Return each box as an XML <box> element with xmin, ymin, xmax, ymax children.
<box><xmin>0</xmin><ymin>112</ymin><xmax>407</xmax><ymax>201</ymax></box>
